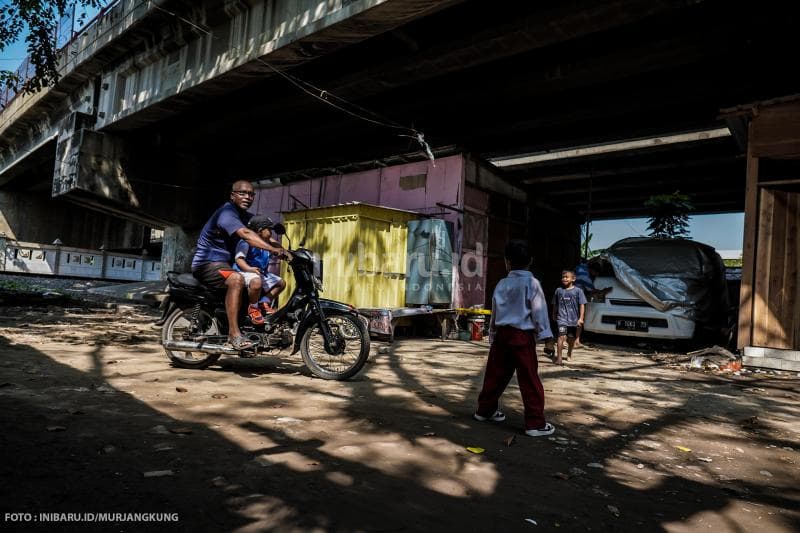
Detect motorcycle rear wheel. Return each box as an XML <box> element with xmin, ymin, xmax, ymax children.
<box><xmin>162</xmin><ymin>307</ymin><xmax>222</xmax><ymax>369</ymax></box>
<box><xmin>301</xmin><ymin>313</ymin><xmax>370</xmax><ymax>380</ymax></box>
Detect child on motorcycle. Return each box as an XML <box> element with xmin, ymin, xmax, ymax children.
<box><xmin>234</xmin><ymin>215</ymin><xmax>287</xmax><ymax>324</ymax></box>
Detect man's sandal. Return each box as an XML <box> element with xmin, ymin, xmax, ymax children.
<box><xmin>228</xmin><ymin>335</ymin><xmax>255</xmax><ymax>353</ymax></box>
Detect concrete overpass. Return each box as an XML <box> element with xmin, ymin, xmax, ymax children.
<box><xmin>0</xmin><ymin>0</ymin><xmax>461</xmax><ymax>253</ymax></box>
<box><xmin>1</xmin><ymin>0</ymin><xmax>800</xmax><ymax>254</ymax></box>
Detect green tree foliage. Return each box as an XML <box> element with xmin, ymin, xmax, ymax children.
<box><xmin>580</xmin><ymin>231</ymin><xmax>604</xmax><ymax>259</ymax></box>
<box><xmin>645</xmin><ymin>191</ymin><xmax>693</xmax><ymax>239</ymax></box>
<box><xmin>0</xmin><ymin>1</ymin><xmax>103</xmax><ymax>96</ymax></box>
<box><xmin>723</xmin><ymin>257</ymin><xmax>743</xmax><ymax>268</ymax></box>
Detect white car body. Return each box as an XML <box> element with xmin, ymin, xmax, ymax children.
<box><xmin>584</xmin><ymin>276</ymin><xmax>696</xmax><ymax>340</ymax></box>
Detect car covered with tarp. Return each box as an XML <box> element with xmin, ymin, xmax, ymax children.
<box><xmin>584</xmin><ymin>237</ymin><xmax>729</xmax><ymax>340</ymax></box>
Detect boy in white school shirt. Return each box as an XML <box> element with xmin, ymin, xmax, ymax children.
<box><xmin>473</xmin><ymin>240</ymin><xmax>555</xmax><ymax>437</ymax></box>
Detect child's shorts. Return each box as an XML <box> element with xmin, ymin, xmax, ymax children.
<box><xmin>241</xmin><ymin>272</ymin><xmax>283</xmax><ymax>291</ymax></box>
<box><xmin>557</xmin><ymin>325</ymin><xmax>578</xmax><ymax>338</ymax></box>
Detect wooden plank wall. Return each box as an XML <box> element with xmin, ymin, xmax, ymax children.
<box><xmin>740</xmin><ymin>99</ymin><xmax>800</xmax><ymax>350</ymax></box>
<box><xmin>752</xmin><ymin>188</ymin><xmax>800</xmax><ymax>349</ymax></box>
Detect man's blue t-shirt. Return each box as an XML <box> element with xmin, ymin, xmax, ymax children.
<box><xmin>553</xmin><ymin>286</ymin><xmax>587</xmax><ymax>327</ymax></box>
<box><xmin>191</xmin><ymin>202</ymin><xmax>252</xmax><ymax>270</ymax></box>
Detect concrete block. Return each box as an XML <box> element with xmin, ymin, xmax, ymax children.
<box><xmin>743</xmin><ymin>355</ymin><xmax>784</xmax><ymax>371</ymax></box>
<box><xmin>781</xmin><ymin>359</ymin><xmax>800</xmax><ymax>372</ymax></box>
<box><xmin>744</xmin><ymin>346</ymin><xmax>767</xmax><ymax>357</ymax></box>
<box><xmin>744</xmin><ymin>346</ymin><xmax>800</xmax><ymax>363</ymax></box>
<box><xmin>105</xmin><ymin>255</ymin><xmax>144</xmax><ymax>281</ymax></box>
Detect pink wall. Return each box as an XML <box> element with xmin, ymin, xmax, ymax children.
<box><xmin>252</xmin><ymin>155</ymin><xmax>488</xmax><ymax>308</ymax></box>
<box><xmin>254</xmin><ymin>155</ymin><xmax>463</xmax><ymax>217</ymax></box>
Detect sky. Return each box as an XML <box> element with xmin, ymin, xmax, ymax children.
<box><xmin>0</xmin><ymin>3</ymin><xmax>104</xmax><ymax>72</ymax></box>
<box><xmin>585</xmin><ymin>212</ymin><xmax>744</xmax><ymax>257</ymax></box>
<box><xmin>0</xmin><ymin>37</ymin><xmax>29</xmax><ymax>71</ymax></box>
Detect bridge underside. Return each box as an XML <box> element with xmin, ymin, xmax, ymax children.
<box><xmin>3</xmin><ymin>0</ymin><xmax>800</xmax><ymax>227</ymax></box>
<box><xmin>114</xmin><ymin>0</ymin><xmax>800</xmax><ymax>220</ymax></box>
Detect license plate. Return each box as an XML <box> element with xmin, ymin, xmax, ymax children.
<box><xmin>616</xmin><ymin>319</ymin><xmax>648</xmax><ymax>332</ymax></box>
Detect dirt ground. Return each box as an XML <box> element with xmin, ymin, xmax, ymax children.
<box><xmin>0</xmin><ymin>303</ymin><xmax>798</xmax><ymax>532</ymax></box>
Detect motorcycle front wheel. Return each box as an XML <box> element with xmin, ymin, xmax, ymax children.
<box><xmin>162</xmin><ymin>307</ymin><xmax>222</xmax><ymax>369</ymax></box>
<box><xmin>300</xmin><ymin>313</ymin><xmax>370</xmax><ymax>380</ymax></box>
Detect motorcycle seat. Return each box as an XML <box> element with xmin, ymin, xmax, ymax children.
<box><xmin>167</xmin><ymin>271</ymin><xmax>203</xmax><ymax>289</ymax></box>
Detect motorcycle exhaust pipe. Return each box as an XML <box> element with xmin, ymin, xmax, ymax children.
<box><xmin>163</xmin><ymin>340</ymin><xmax>241</xmax><ymax>356</ymax></box>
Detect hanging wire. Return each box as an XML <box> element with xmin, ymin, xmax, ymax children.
<box><xmin>151</xmin><ymin>4</ymin><xmax>435</xmax><ymax>162</ymax></box>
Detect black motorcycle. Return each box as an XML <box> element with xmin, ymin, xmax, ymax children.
<box><xmin>159</xmin><ymin>225</ymin><xmax>370</xmax><ymax>380</ymax></box>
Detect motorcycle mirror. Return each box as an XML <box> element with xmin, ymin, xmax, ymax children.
<box><xmin>273</xmin><ymin>223</ymin><xmax>286</xmax><ymax>235</ymax></box>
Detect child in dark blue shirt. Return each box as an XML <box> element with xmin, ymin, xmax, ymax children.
<box><xmin>234</xmin><ymin>216</ymin><xmax>287</xmax><ymax>323</ymax></box>
<box><xmin>552</xmin><ymin>270</ymin><xmax>586</xmax><ymax>365</ymax></box>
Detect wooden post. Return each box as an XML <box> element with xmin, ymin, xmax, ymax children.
<box><xmin>783</xmin><ymin>192</ymin><xmax>798</xmax><ymax>349</ymax></box>
<box><xmin>766</xmin><ymin>191</ymin><xmax>788</xmax><ymax>346</ymax></box>
<box><xmin>753</xmin><ymin>189</ymin><xmax>774</xmax><ymax>346</ymax></box>
<box><xmin>738</xmin><ymin>122</ymin><xmax>759</xmax><ymax>350</ymax></box>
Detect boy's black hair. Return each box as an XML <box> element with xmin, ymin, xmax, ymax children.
<box><xmin>505</xmin><ymin>239</ymin><xmax>531</xmax><ymax>269</ymax></box>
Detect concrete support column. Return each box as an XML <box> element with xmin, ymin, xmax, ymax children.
<box><xmin>0</xmin><ymin>235</ymin><xmax>6</xmax><ymax>271</ymax></box>
<box><xmin>161</xmin><ymin>226</ymin><xmax>198</xmax><ymax>275</ymax></box>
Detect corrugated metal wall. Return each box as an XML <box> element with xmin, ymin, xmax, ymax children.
<box><xmin>282</xmin><ymin>204</ymin><xmax>418</xmax><ymax>308</ymax></box>
<box><xmin>256</xmin><ymin>155</ymin><xmax>468</xmax><ymax>306</ymax></box>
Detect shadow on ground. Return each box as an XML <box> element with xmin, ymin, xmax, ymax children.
<box><xmin>0</xmin><ymin>306</ymin><xmax>798</xmax><ymax>531</ymax></box>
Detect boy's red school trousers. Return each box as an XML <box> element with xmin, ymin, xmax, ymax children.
<box><xmin>476</xmin><ymin>326</ymin><xmax>546</xmax><ymax>430</ymax></box>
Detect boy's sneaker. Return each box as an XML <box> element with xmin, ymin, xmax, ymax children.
<box><xmin>247</xmin><ymin>304</ymin><xmax>265</xmax><ymax>325</ymax></box>
<box><xmin>525</xmin><ymin>423</ymin><xmax>555</xmax><ymax>437</ymax></box>
<box><xmin>473</xmin><ymin>410</ymin><xmax>506</xmax><ymax>422</ymax></box>
<box><xmin>259</xmin><ymin>301</ymin><xmax>276</xmax><ymax>315</ymax></box>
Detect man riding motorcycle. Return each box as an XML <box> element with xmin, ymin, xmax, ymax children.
<box><xmin>191</xmin><ymin>180</ymin><xmax>291</xmax><ymax>350</ymax></box>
